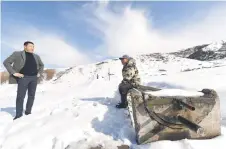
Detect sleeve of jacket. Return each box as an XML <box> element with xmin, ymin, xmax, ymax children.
<box><xmin>122</xmin><ymin>67</ymin><xmax>135</xmax><ymax>82</ymax></box>
<box><xmin>37</xmin><ymin>55</ymin><xmax>44</xmax><ymax>75</ymax></box>
<box><xmin>3</xmin><ymin>52</ymin><xmax>17</xmax><ymax>75</ymax></box>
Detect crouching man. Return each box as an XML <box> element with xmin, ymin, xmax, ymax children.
<box><xmin>3</xmin><ymin>41</ymin><xmax>44</xmax><ymax>120</ymax></box>
<box><xmin>116</xmin><ymin>55</ymin><xmax>141</xmax><ymax>109</ymax></box>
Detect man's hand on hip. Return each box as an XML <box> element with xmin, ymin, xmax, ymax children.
<box><xmin>13</xmin><ymin>73</ymin><xmax>24</xmax><ymax>78</ymax></box>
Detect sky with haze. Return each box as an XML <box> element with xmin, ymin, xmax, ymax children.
<box><xmin>1</xmin><ymin>1</ymin><xmax>226</xmax><ymax>68</ymax></box>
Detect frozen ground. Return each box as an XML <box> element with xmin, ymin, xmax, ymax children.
<box><xmin>0</xmin><ymin>56</ymin><xmax>226</xmax><ymax>149</ymax></box>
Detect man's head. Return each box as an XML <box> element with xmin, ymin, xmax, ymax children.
<box><xmin>24</xmin><ymin>41</ymin><xmax>34</xmax><ymax>53</ymax></box>
<box><xmin>119</xmin><ymin>55</ymin><xmax>130</xmax><ymax>65</ymax></box>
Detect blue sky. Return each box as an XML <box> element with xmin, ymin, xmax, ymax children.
<box><xmin>1</xmin><ymin>1</ymin><xmax>226</xmax><ymax>68</ymax></box>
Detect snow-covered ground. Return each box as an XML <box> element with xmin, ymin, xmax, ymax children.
<box><xmin>0</xmin><ymin>56</ymin><xmax>226</xmax><ymax>149</ymax></box>
<box><xmin>202</xmin><ymin>41</ymin><xmax>224</xmax><ymax>52</ymax></box>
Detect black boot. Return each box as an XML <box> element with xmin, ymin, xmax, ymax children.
<box><xmin>116</xmin><ymin>102</ymin><xmax>123</xmax><ymax>108</ymax></box>
<box><xmin>116</xmin><ymin>101</ymin><xmax>128</xmax><ymax>109</ymax></box>
<box><xmin>25</xmin><ymin>111</ymin><xmax>31</xmax><ymax>115</ymax></box>
<box><xmin>13</xmin><ymin>115</ymin><xmax>22</xmax><ymax>120</ymax></box>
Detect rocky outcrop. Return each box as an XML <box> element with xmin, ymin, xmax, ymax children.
<box><xmin>171</xmin><ymin>41</ymin><xmax>226</xmax><ymax>61</ymax></box>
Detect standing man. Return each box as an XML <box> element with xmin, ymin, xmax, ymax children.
<box><xmin>116</xmin><ymin>55</ymin><xmax>141</xmax><ymax>109</ymax></box>
<box><xmin>3</xmin><ymin>41</ymin><xmax>44</xmax><ymax>120</ymax></box>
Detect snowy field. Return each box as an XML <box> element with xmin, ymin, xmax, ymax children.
<box><xmin>0</xmin><ymin>56</ymin><xmax>226</xmax><ymax>149</ymax></box>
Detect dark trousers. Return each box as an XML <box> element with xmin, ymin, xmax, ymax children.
<box><xmin>118</xmin><ymin>83</ymin><xmax>133</xmax><ymax>104</ymax></box>
<box><xmin>16</xmin><ymin>76</ymin><xmax>38</xmax><ymax>117</ymax></box>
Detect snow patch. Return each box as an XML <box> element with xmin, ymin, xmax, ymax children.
<box><xmin>145</xmin><ymin>89</ymin><xmax>204</xmax><ymax>97</ymax></box>
<box><xmin>202</xmin><ymin>42</ymin><xmax>223</xmax><ymax>52</ymax></box>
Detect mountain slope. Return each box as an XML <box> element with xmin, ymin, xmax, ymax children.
<box><xmin>171</xmin><ymin>41</ymin><xmax>226</xmax><ymax>61</ymax></box>
<box><xmin>0</xmin><ymin>52</ymin><xmax>226</xmax><ymax>149</ymax></box>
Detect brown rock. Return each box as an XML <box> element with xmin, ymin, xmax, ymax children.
<box><xmin>117</xmin><ymin>145</ymin><xmax>129</xmax><ymax>149</ymax></box>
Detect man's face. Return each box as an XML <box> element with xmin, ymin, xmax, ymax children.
<box><xmin>121</xmin><ymin>58</ymin><xmax>128</xmax><ymax>65</ymax></box>
<box><xmin>24</xmin><ymin>43</ymin><xmax>34</xmax><ymax>53</ymax></box>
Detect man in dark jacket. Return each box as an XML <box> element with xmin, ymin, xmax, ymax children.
<box><xmin>116</xmin><ymin>55</ymin><xmax>141</xmax><ymax>108</ymax></box>
<box><xmin>3</xmin><ymin>41</ymin><xmax>44</xmax><ymax>120</ymax></box>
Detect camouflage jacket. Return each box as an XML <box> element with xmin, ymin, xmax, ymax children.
<box><xmin>122</xmin><ymin>58</ymin><xmax>141</xmax><ymax>87</ymax></box>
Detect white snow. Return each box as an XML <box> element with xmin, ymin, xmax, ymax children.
<box><xmin>202</xmin><ymin>41</ymin><xmax>224</xmax><ymax>52</ymax></box>
<box><xmin>145</xmin><ymin>89</ymin><xmax>204</xmax><ymax>97</ymax></box>
<box><xmin>0</xmin><ymin>55</ymin><xmax>226</xmax><ymax>149</ymax></box>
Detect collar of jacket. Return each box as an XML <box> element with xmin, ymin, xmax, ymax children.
<box><xmin>22</xmin><ymin>50</ymin><xmax>26</xmax><ymax>62</ymax></box>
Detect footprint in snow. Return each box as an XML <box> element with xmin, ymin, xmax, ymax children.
<box><xmin>93</xmin><ymin>102</ymin><xmax>98</xmax><ymax>107</ymax></box>
<box><xmin>72</xmin><ymin>99</ymin><xmax>78</xmax><ymax>107</ymax></box>
<box><xmin>73</xmin><ymin>112</ymin><xmax>79</xmax><ymax>118</ymax></box>
<box><xmin>68</xmin><ymin>108</ymin><xmax>79</xmax><ymax>118</ymax></box>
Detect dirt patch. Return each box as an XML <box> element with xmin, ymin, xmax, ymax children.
<box><xmin>117</xmin><ymin>145</ymin><xmax>130</xmax><ymax>149</ymax></box>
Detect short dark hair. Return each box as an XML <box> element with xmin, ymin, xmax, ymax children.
<box><xmin>24</xmin><ymin>41</ymin><xmax>34</xmax><ymax>46</ymax></box>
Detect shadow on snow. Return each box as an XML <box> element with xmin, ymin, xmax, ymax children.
<box><xmin>80</xmin><ymin>92</ymin><xmax>136</xmax><ymax>143</ymax></box>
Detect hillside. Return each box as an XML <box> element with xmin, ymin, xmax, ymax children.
<box><xmin>0</xmin><ymin>48</ymin><xmax>226</xmax><ymax>149</ymax></box>
<box><xmin>1</xmin><ymin>40</ymin><xmax>226</xmax><ymax>84</ymax></box>
<box><xmin>171</xmin><ymin>41</ymin><xmax>226</xmax><ymax>61</ymax></box>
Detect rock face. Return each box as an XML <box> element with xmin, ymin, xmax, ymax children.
<box><xmin>171</xmin><ymin>44</ymin><xmax>209</xmax><ymax>58</ymax></box>
<box><xmin>171</xmin><ymin>41</ymin><xmax>226</xmax><ymax>61</ymax></box>
<box><xmin>219</xmin><ymin>42</ymin><xmax>226</xmax><ymax>51</ymax></box>
<box><xmin>127</xmin><ymin>87</ymin><xmax>221</xmax><ymax>144</ymax></box>
<box><xmin>188</xmin><ymin>50</ymin><xmax>220</xmax><ymax>61</ymax></box>
<box><xmin>138</xmin><ymin>41</ymin><xmax>226</xmax><ymax>63</ymax></box>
